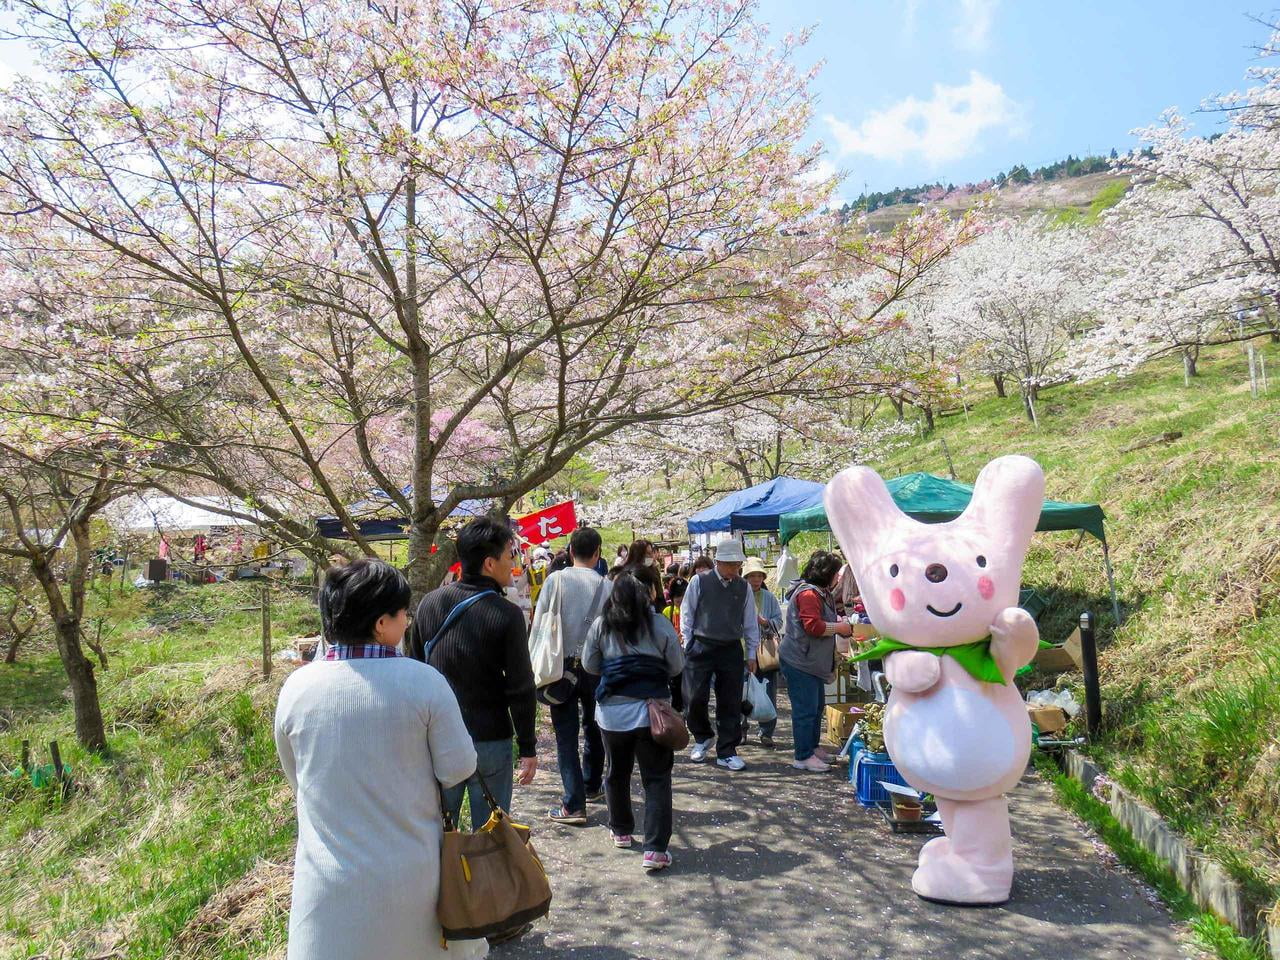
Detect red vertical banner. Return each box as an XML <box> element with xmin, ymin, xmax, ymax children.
<box><xmin>516</xmin><ymin>500</ymin><xmax>577</xmax><ymax>546</ymax></box>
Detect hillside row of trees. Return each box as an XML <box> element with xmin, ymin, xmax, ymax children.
<box><xmin>843</xmin><ymin>152</ymin><xmax>1120</xmax><ymax>216</ymax></box>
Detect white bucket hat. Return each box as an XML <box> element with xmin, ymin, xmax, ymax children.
<box><xmin>712</xmin><ymin>536</ymin><xmax>747</xmax><ymax>563</ymax></box>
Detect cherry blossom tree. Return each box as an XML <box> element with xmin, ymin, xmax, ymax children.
<box><xmin>930</xmin><ymin>217</ymin><xmax>1093</xmax><ymax>424</ymax></box>
<box><xmin>0</xmin><ymin>0</ymin><xmax>983</xmax><ymax>592</ymax></box>
<box><xmin>589</xmin><ymin>396</ymin><xmax>914</xmax><ymax>529</ymax></box>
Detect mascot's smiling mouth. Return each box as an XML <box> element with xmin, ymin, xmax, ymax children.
<box><xmin>926</xmin><ymin>602</ymin><xmax>963</xmax><ymax>618</ymax></box>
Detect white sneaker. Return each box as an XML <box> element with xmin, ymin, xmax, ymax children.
<box><xmin>716</xmin><ymin>755</ymin><xmax>746</xmax><ymax>771</ymax></box>
<box><xmin>689</xmin><ymin>738</ymin><xmax>714</xmax><ymax>763</ymax></box>
<box><xmin>793</xmin><ymin>755</ymin><xmax>831</xmax><ymax>772</ymax></box>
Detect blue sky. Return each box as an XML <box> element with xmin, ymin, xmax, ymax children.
<box><xmin>757</xmin><ymin>0</ymin><xmax>1271</xmax><ymax>201</ymax></box>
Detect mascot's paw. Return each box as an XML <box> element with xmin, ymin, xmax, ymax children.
<box><xmin>884</xmin><ymin>649</ymin><xmax>942</xmax><ymax>693</ymax></box>
<box><xmin>912</xmin><ymin>849</ymin><xmax>1012</xmax><ymax>907</ymax></box>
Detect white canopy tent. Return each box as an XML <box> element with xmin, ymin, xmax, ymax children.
<box><xmin>108</xmin><ymin>494</ymin><xmax>264</xmax><ymax>535</ymax></box>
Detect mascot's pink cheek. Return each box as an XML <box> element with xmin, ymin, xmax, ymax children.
<box><xmin>978</xmin><ymin>576</ymin><xmax>995</xmax><ymax>600</ymax></box>
<box><xmin>889</xmin><ymin>588</ymin><xmax>906</xmax><ymax>611</ymax></box>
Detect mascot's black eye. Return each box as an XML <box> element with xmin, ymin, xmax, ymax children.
<box><xmin>889</xmin><ymin>563</ymin><xmax>899</xmax><ymax>577</ymax></box>
<box><xmin>976</xmin><ymin>555</ymin><xmax>988</xmax><ymax>568</ymax></box>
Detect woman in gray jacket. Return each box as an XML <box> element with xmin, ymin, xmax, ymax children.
<box><xmin>779</xmin><ymin>552</ymin><xmax>854</xmax><ymax>772</ymax></box>
<box><xmin>582</xmin><ymin>572</ymin><xmax>685</xmax><ymax>871</ymax></box>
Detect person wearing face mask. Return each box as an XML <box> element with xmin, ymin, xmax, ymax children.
<box><xmin>623</xmin><ymin>538</ymin><xmax>660</xmax><ymax>573</ymax></box>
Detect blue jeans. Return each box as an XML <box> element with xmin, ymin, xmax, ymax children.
<box><xmin>443</xmin><ymin>738</ymin><xmax>515</xmax><ymax>829</ymax></box>
<box><xmin>549</xmin><ymin>661</ymin><xmax>604</xmax><ymax>813</ymax></box>
<box><xmin>781</xmin><ymin>662</ymin><xmax>824</xmax><ymax>761</ymax></box>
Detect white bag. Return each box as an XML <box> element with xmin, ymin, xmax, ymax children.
<box><xmin>528</xmin><ymin>575</ymin><xmax>564</xmax><ymax>688</ymax></box>
<box><xmin>743</xmin><ymin>672</ymin><xmax>777</xmax><ymax>724</ymax></box>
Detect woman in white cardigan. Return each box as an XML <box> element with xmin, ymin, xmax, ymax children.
<box><xmin>274</xmin><ymin>559</ymin><xmax>486</xmax><ymax>960</ymax></box>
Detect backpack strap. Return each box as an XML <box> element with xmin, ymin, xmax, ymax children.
<box><xmin>425</xmin><ymin>589</ymin><xmax>498</xmax><ymax>661</ymax></box>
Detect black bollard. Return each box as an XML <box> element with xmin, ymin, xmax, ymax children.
<box><xmin>1079</xmin><ymin>611</ymin><xmax>1102</xmax><ymax>738</ymax></box>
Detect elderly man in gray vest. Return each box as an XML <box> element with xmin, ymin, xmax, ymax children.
<box><xmin>679</xmin><ymin>537</ymin><xmax>760</xmax><ymax>771</ymax></box>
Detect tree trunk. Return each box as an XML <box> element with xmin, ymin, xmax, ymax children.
<box><xmin>992</xmin><ymin>373</ymin><xmax>1007</xmax><ymax>398</ymax></box>
<box><xmin>54</xmin><ymin>613</ymin><xmax>107</xmax><ymax>751</ymax></box>
<box><xmin>406</xmin><ymin>513</ymin><xmax>452</xmax><ymax>603</ymax></box>
<box><xmin>1183</xmin><ymin>348</ymin><xmax>1198</xmax><ymax>381</ymax></box>
<box><xmin>1021</xmin><ymin>389</ymin><xmax>1038</xmax><ymax>425</ymax></box>
<box><xmin>4</xmin><ymin>634</ymin><xmax>19</xmax><ymax>664</ymax></box>
<box><xmin>890</xmin><ymin>395</ymin><xmax>905</xmax><ymax>420</ymax></box>
<box><xmin>922</xmin><ymin>405</ymin><xmax>936</xmax><ymax>433</ymax></box>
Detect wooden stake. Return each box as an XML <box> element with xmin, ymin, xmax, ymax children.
<box><xmin>261</xmin><ymin>583</ymin><xmax>272</xmax><ymax>679</ymax></box>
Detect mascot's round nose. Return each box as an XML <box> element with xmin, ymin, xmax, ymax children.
<box><xmin>925</xmin><ymin>563</ymin><xmax>948</xmax><ymax>583</ymax></box>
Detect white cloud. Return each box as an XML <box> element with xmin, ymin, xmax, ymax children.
<box><xmin>798</xmin><ymin>158</ymin><xmax>846</xmax><ymax>207</ymax></box>
<box><xmin>824</xmin><ymin>71</ymin><xmax>1022</xmax><ymax>166</ymax></box>
<box><xmin>954</xmin><ymin>0</ymin><xmax>999</xmax><ymax>52</ymax></box>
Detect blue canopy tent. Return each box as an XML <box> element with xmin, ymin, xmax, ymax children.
<box><xmin>316</xmin><ymin>486</ymin><xmax>488</xmax><ymax>540</ymax></box>
<box><xmin>686</xmin><ymin>477</ymin><xmax>824</xmax><ymax>535</ymax></box>
<box><xmin>728</xmin><ymin>478</ymin><xmax>825</xmax><ymax>532</ymax></box>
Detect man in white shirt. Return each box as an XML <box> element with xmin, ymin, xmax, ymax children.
<box><xmin>679</xmin><ymin>536</ymin><xmax>759</xmax><ymax>771</ymax></box>
<box><xmin>532</xmin><ymin>526</ymin><xmax>610</xmax><ymax>823</ymax></box>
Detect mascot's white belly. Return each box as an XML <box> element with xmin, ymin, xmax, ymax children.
<box><xmin>886</xmin><ymin>685</ymin><xmax>1017</xmax><ymax>794</ymax></box>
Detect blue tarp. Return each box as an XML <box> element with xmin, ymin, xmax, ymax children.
<box><xmin>729</xmin><ymin>478</ymin><xmax>825</xmax><ymax>532</ymax></box>
<box><xmin>686</xmin><ymin>477</ymin><xmax>823</xmax><ymax>535</ymax></box>
<box><xmin>316</xmin><ymin>486</ymin><xmax>487</xmax><ymax>540</ymax></box>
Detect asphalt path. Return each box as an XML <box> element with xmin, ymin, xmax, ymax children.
<box><xmin>496</xmin><ymin>690</ymin><xmax>1197</xmax><ymax>960</ymax></box>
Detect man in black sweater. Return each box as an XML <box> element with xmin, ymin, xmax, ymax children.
<box><xmin>409</xmin><ymin>517</ymin><xmax>538</xmax><ymax>826</ymax></box>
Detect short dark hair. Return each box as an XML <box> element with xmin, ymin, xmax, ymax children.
<box><xmin>457</xmin><ymin>516</ymin><xmax>514</xmax><ymax>577</ymax></box>
<box><xmin>570</xmin><ymin>526</ymin><xmax>602</xmax><ymax>561</ymax></box>
<box><xmin>691</xmin><ymin>555</ymin><xmax>714</xmax><ymax>574</ymax></box>
<box><xmin>319</xmin><ymin>558</ymin><xmax>412</xmax><ymax>645</ymax></box>
<box><xmin>801</xmin><ymin>550</ymin><xmax>843</xmax><ymax>589</ymax></box>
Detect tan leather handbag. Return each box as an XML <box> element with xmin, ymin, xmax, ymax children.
<box><xmin>756</xmin><ymin>625</ymin><xmax>782</xmax><ymax>672</ymax></box>
<box><xmin>437</xmin><ymin>773</ymin><xmax>551</xmax><ymax>942</ymax></box>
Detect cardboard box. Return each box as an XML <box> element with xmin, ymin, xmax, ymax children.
<box><xmin>1027</xmin><ymin>704</ymin><xmax>1069</xmax><ymax>735</ymax></box>
<box><xmin>824</xmin><ymin>702</ymin><xmax>864</xmax><ymax>745</ymax></box>
<box><xmin>1032</xmin><ymin>646</ymin><xmax>1077</xmax><ymax>673</ymax></box>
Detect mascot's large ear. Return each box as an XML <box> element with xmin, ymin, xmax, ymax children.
<box><xmin>825</xmin><ymin>466</ymin><xmax>906</xmax><ymax>569</ymax></box>
<box><xmin>958</xmin><ymin>455</ymin><xmax>1045</xmax><ymax>559</ymax></box>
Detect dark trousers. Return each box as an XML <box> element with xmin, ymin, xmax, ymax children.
<box><xmin>683</xmin><ymin>637</ymin><xmax>745</xmax><ymax>758</ymax></box>
<box><xmin>749</xmin><ymin>669</ymin><xmax>779</xmax><ymax>738</ymax></box>
<box><xmin>602</xmin><ymin>726</ymin><xmax>674</xmax><ymax>852</ymax></box>
<box><xmin>548</xmin><ymin>660</ymin><xmax>604</xmax><ymax>813</ymax></box>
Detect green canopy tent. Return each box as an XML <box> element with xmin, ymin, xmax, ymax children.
<box><xmin>778</xmin><ymin>471</ymin><xmax>1120</xmax><ymax>624</ymax></box>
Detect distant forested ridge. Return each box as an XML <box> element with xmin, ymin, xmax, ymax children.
<box><xmin>841</xmin><ymin>151</ymin><xmax>1137</xmax><ymax>217</ymax></box>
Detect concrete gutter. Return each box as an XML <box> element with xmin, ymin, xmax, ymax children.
<box><xmin>1061</xmin><ymin>751</ymin><xmax>1278</xmax><ymax>955</ymax></box>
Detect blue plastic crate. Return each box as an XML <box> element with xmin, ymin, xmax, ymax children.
<box><xmin>851</xmin><ymin>749</ymin><xmax>910</xmax><ymax>807</ymax></box>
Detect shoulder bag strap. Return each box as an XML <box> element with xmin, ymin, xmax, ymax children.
<box><xmin>438</xmin><ymin>767</ymin><xmax>504</xmax><ymax>833</ymax></box>
<box><xmin>425</xmin><ymin>589</ymin><xmax>498</xmax><ymax>661</ymax></box>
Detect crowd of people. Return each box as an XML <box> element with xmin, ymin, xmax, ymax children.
<box><xmin>272</xmin><ymin>516</ymin><xmax>868</xmax><ymax>960</ymax></box>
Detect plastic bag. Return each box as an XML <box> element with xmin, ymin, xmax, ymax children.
<box><xmin>1027</xmin><ymin>688</ymin><xmax>1081</xmax><ymax>717</ymax></box>
<box><xmin>743</xmin><ymin>672</ymin><xmax>777</xmax><ymax>724</ymax></box>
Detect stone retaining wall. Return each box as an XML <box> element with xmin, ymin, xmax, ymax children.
<box><xmin>1059</xmin><ymin>751</ymin><xmax>1278</xmax><ymax>955</ymax></box>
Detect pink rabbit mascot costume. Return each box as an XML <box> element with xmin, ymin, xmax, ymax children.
<box><xmin>830</xmin><ymin>455</ymin><xmax>1045</xmax><ymax>906</ymax></box>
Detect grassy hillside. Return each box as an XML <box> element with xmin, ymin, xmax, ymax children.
<box><xmin>863</xmin><ymin>169</ymin><xmax>1130</xmax><ymax>231</ymax></box>
<box><xmin>863</xmin><ymin>342</ymin><xmax>1280</xmax><ymax>906</ymax></box>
